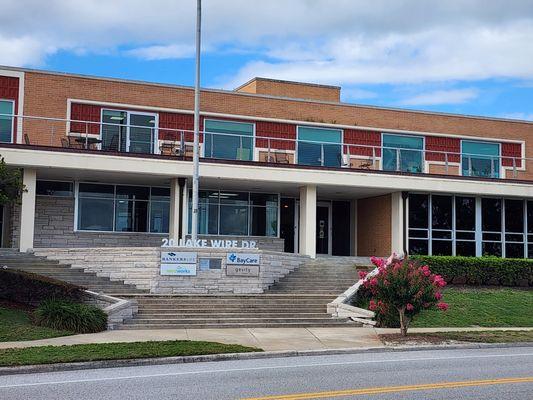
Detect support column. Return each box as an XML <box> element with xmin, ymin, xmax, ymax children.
<box><xmin>168</xmin><ymin>178</ymin><xmax>180</xmax><ymax>243</ymax></box>
<box><xmin>180</xmin><ymin>179</ymin><xmax>189</xmax><ymax>241</ymax></box>
<box><xmin>299</xmin><ymin>185</ymin><xmax>316</xmax><ymax>258</ymax></box>
<box><xmin>391</xmin><ymin>191</ymin><xmax>404</xmax><ymax>256</ymax></box>
<box><xmin>19</xmin><ymin>168</ymin><xmax>36</xmax><ymax>252</ymax></box>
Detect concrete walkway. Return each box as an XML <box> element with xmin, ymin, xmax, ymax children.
<box><xmin>1</xmin><ymin>327</ymin><xmax>531</xmax><ymax>351</ymax></box>
<box><xmin>0</xmin><ymin>327</ymin><xmax>384</xmax><ymax>351</ymax></box>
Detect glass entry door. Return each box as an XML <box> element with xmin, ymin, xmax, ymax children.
<box><xmin>316</xmin><ymin>202</ymin><xmax>331</xmax><ymax>255</ymax></box>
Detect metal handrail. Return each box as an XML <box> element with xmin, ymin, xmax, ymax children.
<box><xmin>0</xmin><ymin>112</ymin><xmax>525</xmax><ymax>178</ymax></box>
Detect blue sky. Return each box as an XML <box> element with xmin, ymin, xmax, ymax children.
<box><xmin>1</xmin><ymin>0</ymin><xmax>532</xmax><ymax>120</ymax></box>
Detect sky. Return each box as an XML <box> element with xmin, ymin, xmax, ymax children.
<box><xmin>1</xmin><ymin>0</ymin><xmax>533</xmax><ymax>121</ymax></box>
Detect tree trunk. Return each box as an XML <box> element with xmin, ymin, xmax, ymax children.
<box><xmin>398</xmin><ymin>307</ymin><xmax>411</xmax><ymax>336</ymax></box>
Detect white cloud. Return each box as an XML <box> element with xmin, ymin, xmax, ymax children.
<box><xmin>126</xmin><ymin>44</ymin><xmax>195</xmax><ymax>60</ymax></box>
<box><xmin>341</xmin><ymin>88</ymin><xmax>378</xmax><ymax>101</ymax></box>
<box><xmin>0</xmin><ymin>0</ymin><xmax>532</xmax><ymax>93</ymax></box>
<box><xmin>399</xmin><ymin>88</ymin><xmax>479</xmax><ymax>106</ymax></box>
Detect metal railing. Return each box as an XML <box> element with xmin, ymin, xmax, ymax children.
<box><xmin>0</xmin><ymin>113</ymin><xmax>527</xmax><ymax>180</ymax></box>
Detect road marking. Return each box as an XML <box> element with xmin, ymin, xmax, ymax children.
<box><xmin>240</xmin><ymin>377</ymin><xmax>533</xmax><ymax>400</ymax></box>
<box><xmin>0</xmin><ymin>352</ymin><xmax>532</xmax><ymax>389</ymax></box>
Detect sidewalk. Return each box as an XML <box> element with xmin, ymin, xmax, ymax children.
<box><xmin>0</xmin><ymin>327</ymin><xmax>384</xmax><ymax>351</ymax></box>
<box><xmin>1</xmin><ymin>326</ymin><xmax>531</xmax><ymax>352</ymax></box>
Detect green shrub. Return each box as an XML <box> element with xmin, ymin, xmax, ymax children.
<box><xmin>0</xmin><ymin>268</ymin><xmax>85</xmax><ymax>306</ymax></box>
<box><xmin>411</xmin><ymin>256</ymin><xmax>533</xmax><ymax>287</ymax></box>
<box><xmin>34</xmin><ymin>300</ymin><xmax>107</xmax><ymax>334</ymax></box>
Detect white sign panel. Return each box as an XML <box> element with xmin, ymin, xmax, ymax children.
<box><xmin>226</xmin><ymin>265</ymin><xmax>260</xmax><ymax>277</ymax></box>
<box><xmin>161</xmin><ymin>251</ymin><xmax>197</xmax><ymax>264</ymax></box>
<box><xmin>226</xmin><ymin>252</ymin><xmax>260</xmax><ymax>266</ymax></box>
<box><xmin>160</xmin><ymin>263</ymin><xmax>197</xmax><ymax>276</ymax></box>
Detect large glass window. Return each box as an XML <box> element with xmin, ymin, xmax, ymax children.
<box><xmin>0</xmin><ymin>100</ymin><xmax>14</xmax><ymax>143</ymax></box>
<box><xmin>382</xmin><ymin>134</ymin><xmax>424</xmax><ymax>173</ymax></box>
<box><xmin>77</xmin><ymin>183</ymin><xmax>169</xmax><ymax>233</ymax></box>
<box><xmin>482</xmin><ymin>198</ymin><xmax>502</xmax><ymax>256</ymax></box>
<box><xmin>204</xmin><ymin>120</ymin><xmax>254</xmax><ymax>161</ymax></box>
<box><xmin>455</xmin><ymin>196</ymin><xmax>476</xmax><ymax>256</ymax></box>
<box><xmin>408</xmin><ymin>194</ymin><xmax>429</xmax><ymax>255</ymax></box>
<box><xmin>297</xmin><ymin>126</ymin><xmax>342</xmax><ymax>167</ymax></box>
<box><xmin>189</xmin><ymin>190</ymin><xmax>278</xmax><ymax>237</ymax></box>
<box><xmin>505</xmin><ymin>199</ymin><xmax>525</xmax><ymax>258</ymax></box>
<box><xmin>101</xmin><ymin>109</ymin><xmax>156</xmax><ymax>154</ymax></box>
<box><xmin>431</xmin><ymin>195</ymin><xmax>453</xmax><ymax>256</ymax></box>
<box><xmin>527</xmin><ymin>201</ymin><xmax>533</xmax><ymax>259</ymax></box>
<box><xmin>462</xmin><ymin>141</ymin><xmax>500</xmax><ymax>178</ymax></box>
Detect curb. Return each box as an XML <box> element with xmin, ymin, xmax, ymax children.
<box><xmin>0</xmin><ymin>342</ymin><xmax>532</xmax><ymax>376</ymax></box>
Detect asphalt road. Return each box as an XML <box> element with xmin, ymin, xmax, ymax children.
<box><xmin>0</xmin><ymin>346</ymin><xmax>532</xmax><ymax>399</ymax></box>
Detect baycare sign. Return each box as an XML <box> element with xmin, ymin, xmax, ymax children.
<box><xmin>226</xmin><ymin>252</ymin><xmax>260</xmax><ymax>266</ymax></box>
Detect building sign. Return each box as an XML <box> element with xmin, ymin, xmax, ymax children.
<box><xmin>199</xmin><ymin>258</ymin><xmax>222</xmax><ymax>271</ymax></box>
<box><xmin>226</xmin><ymin>265</ymin><xmax>260</xmax><ymax>277</ymax></box>
<box><xmin>226</xmin><ymin>252</ymin><xmax>260</xmax><ymax>266</ymax></box>
<box><xmin>161</xmin><ymin>263</ymin><xmax>197</xmax><ymax>276</ymax></box>
<box><xmin>161</xmin><ymin>252</ymin><xmax>197</xmax><ymax>264</ymax></box>
<box><xmin>162</xmin><ymin>238</ymin><xmax>257</xmax><ymax>249</ymax></box>
<box><xmin>160</xmin><ymin>251</ymin><xmax>197</xmax><ymax>276</ymax></box>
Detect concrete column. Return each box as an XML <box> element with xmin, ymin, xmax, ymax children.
<box><xmin>181</xmin><ymin>180</ymin><xmax>189</xmax><ymax>240</ymax></box>
<box><xmin>299</xmin><ymin>185</ymin><xmax>316</xmax><ymax>258</ymax></box>
<box><xmin>168</xmin><ymin>178</ymin><xmax>180</xmax><ymax>243</ymax></box>
<box><xmin>391</xmin><ymin>191</ymin><xmax>404</xmax><ymax>256</ymax></box>
<box><xmin>19</xmin><ymin>168</ymin><xmax>36</xmax><ymax>252</ymax></box>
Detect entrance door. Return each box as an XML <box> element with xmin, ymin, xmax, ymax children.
<box><xmin>279</xmin><ymin>198</ymin><xmax>295</xmax><ymax>253</ymax></box>
<box><xmin>316</xmin><ymin>202</ymin><xmax>331</xmax><ymax>255</ymax></box>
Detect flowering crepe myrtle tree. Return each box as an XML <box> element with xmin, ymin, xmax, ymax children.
<box><xmin>359</xmin><ymin>255</ymin><xmax>448</xmax><ymax>336</ymax></box>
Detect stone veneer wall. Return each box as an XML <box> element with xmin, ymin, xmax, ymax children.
<box><xmin>33</xmin><ymin>247</ymin><xmax>308</xmax><ymax>294</ymax></box>
<box><xmin>10</xmin><ymin>196</ymin><xmax>284</xmax><ymax>251</ymax></box>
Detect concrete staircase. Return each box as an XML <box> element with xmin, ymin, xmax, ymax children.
<box><xmin>0</xmin><ymin>249</ymin><xmax>147</xmax><ymax>295</ymax></box>
<box><xmin>118</xmin><ymin>256</ymin><xmax>372</xmax><ymax>329</ymax></box>
<box><xmin>268</xmin><ymin>256</ymin><xmax>371</xmax><ymax>294</ymax></box>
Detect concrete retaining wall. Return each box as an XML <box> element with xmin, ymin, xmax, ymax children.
<box><xmin>34</xmin><ymin>247</ymin><xmax>308</xmax><ymax>294</ymax></box>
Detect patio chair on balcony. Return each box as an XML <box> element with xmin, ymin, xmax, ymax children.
<box><xmin>23</xmin><ymin>134</ymin><xmax>31</xmax><ymax>145</ymax></box>
<box><xmin>275</xmin><ymin>152</ymin><xmax>290</xmax><ymax>164</ymax></box>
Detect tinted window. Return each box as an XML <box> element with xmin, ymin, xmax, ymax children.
<box><xmin>36</xmin><ymin>181</ymin><xmax>73</xmax><ymax>197</ymax></box>
<box><xmin>409</xmin><ymin>194</ymin><xmax>429</xmax><ymax>229</ymax></box>
<box><xmin>482</xmin><ymin>198</ymin><xmax>501</xmax><ymax>232</ymax></box>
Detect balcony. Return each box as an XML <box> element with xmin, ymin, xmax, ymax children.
<box><xmin>0</xmin><ymin>113</ymin><xmax>527</xmax><ymax>182</ymax></box>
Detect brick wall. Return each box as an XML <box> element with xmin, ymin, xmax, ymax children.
<box><xmin>19</xmin><ymin>71</ymin><xmax>533</xmax><ymax>179</ymax></box>
<box><xmin>357</xmin><ymin>194</ymin><xmax>392</xmax><ymax>256</ymax></box>
<box><xmin>236</xmin><ymin>78</ymin><xmax>341</xmax><ymax>102</ymax></box>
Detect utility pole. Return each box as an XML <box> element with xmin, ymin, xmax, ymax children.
<box><xmin>191</xmin><ymin>0</ymin><xmax>201</xmax><ymax>241</ymax></box>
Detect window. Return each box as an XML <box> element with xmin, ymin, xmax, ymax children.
<box><xmin>482</xmin><ymin>198</ymin><xmax>502</xmax><ymax>256</ymax></box>
<box><xmin>382</xmin><ymin>134</ymin><xmax>424</xmax><ymax>173</ymax></box>
<box><xmin>36</xmin><ymin>181</ymin><xmax>73</xmax><ymax>197</ymax></box>
<box><xmin>410</xmin><ymin>193</ymin><xmax>530</xmax><ymax>258</ymax></box>
<box><xmin>204</xmin><ymin>120</ymin><xmax>254</xmax><ymax>161</ymax></box>
<box><xmin>101</xmin><ymin>109</ymin><xmax>157</xmax><ymax>154</ymax></box>
<box><xmin>297</xmin><ymin>126</ymin><xmax>342</xmax><ymax>167</ymax></box>
<box><xmin>408</xmin><ymin>194</ymin><xmax>429</xmax><ymax>255</ymax></box>
<box><xmin>0</xmin><ymin>100</ymin><xmax>14</xmax><ymax>143</ymax></box>
<box><xmin>189</xmin><ymin>190</ymin><xmax>278</xmax><ymax>237</ymax></box>
<box><xmin>77</xmin><ymin>183</ymin><xmax>169</xmax><ymax>233</ymax></box>
<box><xmin>455</xmin><ymin>196</ymin><xmax>476</xmax><ymax>256</ymax></box>
<box><xmin>461</xmin><ymin>141</ymin><xmax>500</xmax><ymax>178</ymax></box>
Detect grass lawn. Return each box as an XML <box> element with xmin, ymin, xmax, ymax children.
<box><xmin>0</xmin><ymin>306</ymin><xmax>74</xmax><ymax>342</ymax></box>
<box><xmin>380</xmin><ymin>330</ymin><xmax>533</xmax><ymax>346</ymax></box>
<box><xmin>412</xmin><ymin>287</ymin><xmax>533</xmax><ymax>328</ymax></box>
<box><xmin>0</xmin><ymin>340</ymin><xmax>262</xmax><ymax>367</ymax></box>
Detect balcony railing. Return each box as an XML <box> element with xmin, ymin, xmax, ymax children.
<box><xmin>0</xmin><ymin>113</ymin><xmax>527</xmax><ymax>181</ymax></box>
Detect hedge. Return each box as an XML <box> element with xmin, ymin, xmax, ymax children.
<box><xmin>411</xmin><ymin>256</ymin><xmax>533</xmax><ymax>287</ymax></box>
<box><xmin>0</xmin><ymin>267</ymin><xmax>85</xmax><ymax>306</ymax></box>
